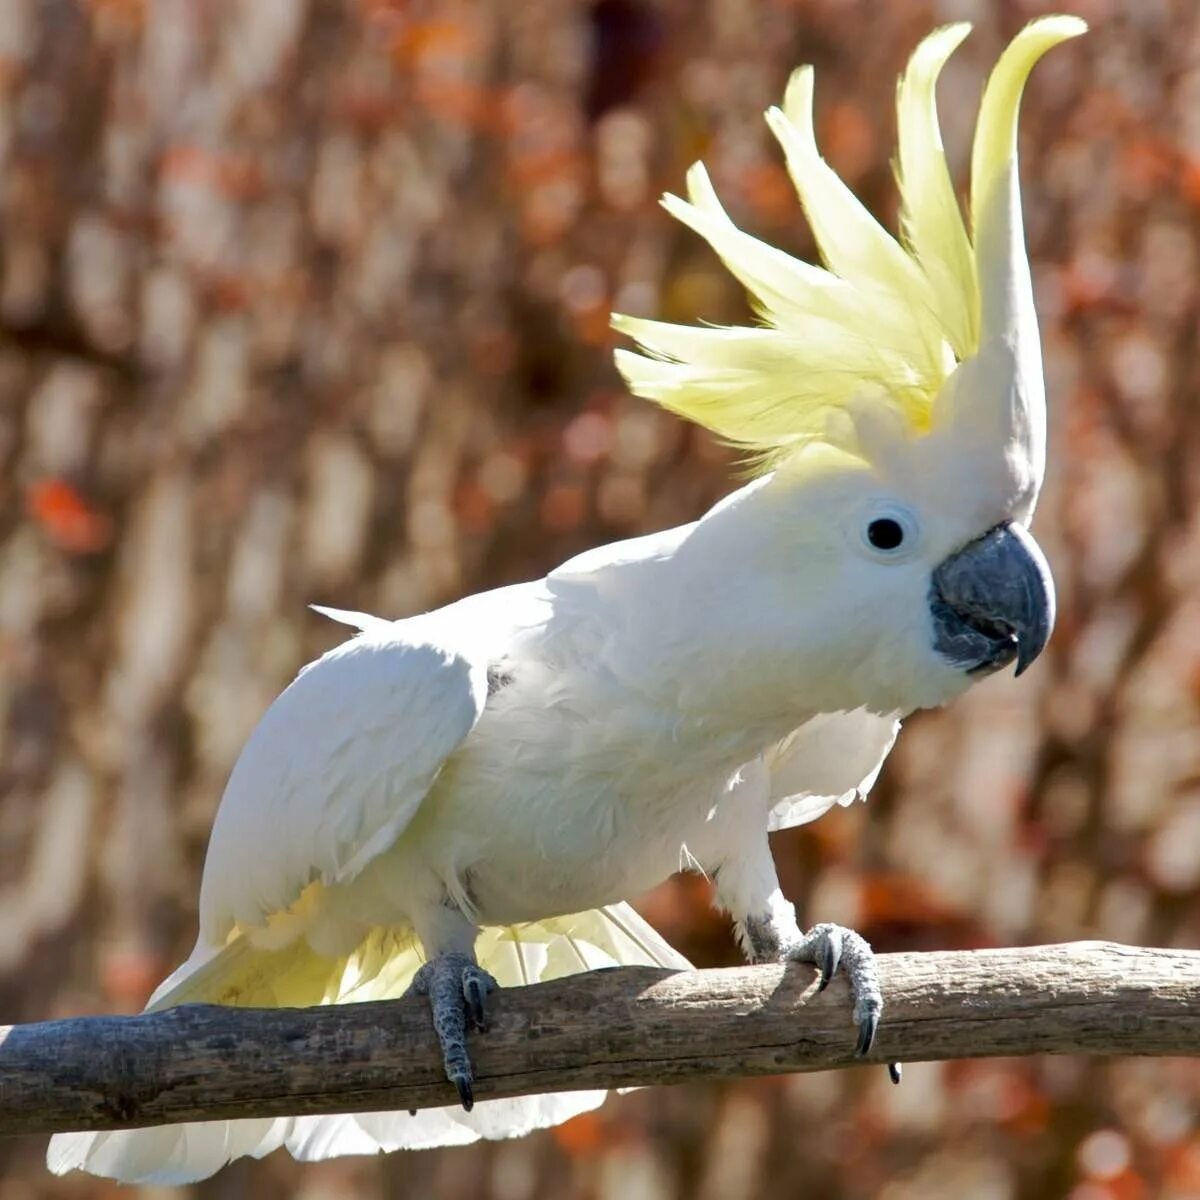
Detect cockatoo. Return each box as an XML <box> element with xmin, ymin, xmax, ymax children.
<box><xmin>49</xmin><ymin>15</ymin><xmax>1081</xmax><ymax>1184</ymax></box>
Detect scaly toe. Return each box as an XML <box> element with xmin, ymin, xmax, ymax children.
<box><xmin>784</xmin><ymin>921</ymin><xmax>887</xmax><ymax>1075</ymax></box>
<box><xmin>416</xmin><ymin>952</ymin><xmax>497</xmax><ymax>1109</ymax></box>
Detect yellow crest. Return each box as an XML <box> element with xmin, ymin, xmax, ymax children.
<box><xmin>614</xmin><ymin>17</ymin><xmax>1086</xmax><ymax>475</ymax></box>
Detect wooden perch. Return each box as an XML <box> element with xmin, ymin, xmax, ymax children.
<box><xmin>3</xmin><ymin>942</ymin><xmax>1198</xmax><ymax>1137</ymax></box>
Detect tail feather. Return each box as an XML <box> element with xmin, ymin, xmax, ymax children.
<box><xmin>47</xmin><ymin>1118</ymin><xmax>288</xmax><ymax>1188</ymax></box>
<box><xmin>47</xmin><ymin>902</ymin><xmax>689</xmax><ymax>1183</ymax></box>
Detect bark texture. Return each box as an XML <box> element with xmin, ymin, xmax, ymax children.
<box><xmin>5</xmin><ymin>943</ymin><xmax>1199</xmax><ymax>1137</ymax></box>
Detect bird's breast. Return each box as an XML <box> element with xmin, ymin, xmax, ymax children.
<box><xmin>410</xmin><ymin>667</ymin><xmax>785</xmax><ymax>924</ymax></box>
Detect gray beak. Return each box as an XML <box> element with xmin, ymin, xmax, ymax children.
<box><xmin>930</xmin><ymin>522</ymin><xmax>1056</xmax><ymax>678</ymax></box>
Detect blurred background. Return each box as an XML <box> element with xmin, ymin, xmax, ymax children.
<box><xmin>0</xmin><ymin>0</ymin><xmax>1197</xmax><ymax>1196</ymax></box>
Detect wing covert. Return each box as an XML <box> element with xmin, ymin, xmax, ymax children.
<box><xmin>198</xmin><ymin>615</ymin><xmax>489</xmax><ymax>943</ymax></box>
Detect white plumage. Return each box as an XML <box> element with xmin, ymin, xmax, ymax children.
<box><xmin>49</xmin><ymin>519</ymin><xmax>902</xmax><ymax>1183</ymax></box>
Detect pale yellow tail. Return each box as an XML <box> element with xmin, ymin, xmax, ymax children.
<box><xmin>47</xmin><ymin>904</ymin><xmax>690</xmax><ymax>1185</ymax></box>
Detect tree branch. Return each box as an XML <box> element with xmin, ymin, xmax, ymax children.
<box><xmin>3</xmin><ymin>942</ymin><xmax>1198</xmax><ymax>1136</ymax></box>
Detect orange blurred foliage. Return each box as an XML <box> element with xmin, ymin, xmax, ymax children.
<box><xmin>160</xmin><ymin>144</ymin><xmax>265</xmax><ymax>202</ymax></box>
<box><xmin>551</xmin><ymin>1111</ymin><xmax>606</xmax><ymax>1158</ymax></box>
<box><xmin>26</xmin><ymin>479</ymin><xmax>112</xmax><ymax>555</ymax></box>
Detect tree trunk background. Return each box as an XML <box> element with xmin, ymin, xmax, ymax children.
<box><xmin>0</xmin><ymin>2</ymin><xmax>1198</xmax><ymax>1198</ymax></box>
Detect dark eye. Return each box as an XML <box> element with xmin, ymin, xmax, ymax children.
<box><xmin>867</xmin><ymin>517</ymin><xmax>905</xmax><ymax>551</ymax></box>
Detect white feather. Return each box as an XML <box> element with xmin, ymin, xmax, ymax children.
<box><xmin>197</xmin><ymin>611</ymin><xmax>490</xmax><ymax>944</ymax></box>
<box><xmin>766</xmin><ymin>709</ymin><xmax>900</xmax><ymax>831</ymax></box>
<box><xmin>309</xmin><ymin>603</ymin><xmax>394</xmax><ymax>632</ymax></box>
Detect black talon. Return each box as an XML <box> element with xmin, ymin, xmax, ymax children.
<box><xmin>454</xmin><ymin>1075</ymin><xmax>475</xmax><ymax>1112</ymax></box>
<box><xmin>465</xmin><ymin>976</ymin><xmax>488</xmax><ymax>1031</ymax></box>
<box><xmin>817</xmin><ymin>933</ymin><xmax>841</xmax><ymax>991</ymax></box>
<box><xmin>855</xmin><ymin>1010</ymin><xmax>877</xmax><ymax>1057</ymax></box>
<box><xmin>888</xmin><ymin>1062</ymin><xmax>902</xmax><ymax>1085</ymax></box>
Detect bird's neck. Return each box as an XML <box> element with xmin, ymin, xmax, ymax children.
<box><xmin>581</xmin><ymin>476</ymin><xmax>857</xmax><ymax>738</ymax></box>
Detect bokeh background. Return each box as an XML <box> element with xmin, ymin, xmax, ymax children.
<box><xmin>0</xmin><ymin>0</ymin><xmax>1197</xmax><ymax>1196</ymax></box>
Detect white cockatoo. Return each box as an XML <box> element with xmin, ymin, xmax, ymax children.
<box><xmin>49</xmin><ymin>15</ymin><xmax>1082</xmax><ymax>1184</ymax></box>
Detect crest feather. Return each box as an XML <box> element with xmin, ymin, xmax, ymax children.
<box><xmin>613</xmin><ymin>17</ymin><xmax>1085</xmax><ymax>477</ymax></box>
<box><xmin>895</xmin><ymin>22</ymin><xmax>978</xmax><ymax>358</ymax></box>
<box><xmin>769</xmin><ymin>67</ymin><xmax>943</xmax><ymax>380</ymax></box>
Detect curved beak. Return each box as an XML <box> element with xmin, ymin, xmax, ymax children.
<box><xmin>930</xmin><ymin>522</ymin><xmax>1056</xmax><ymax>677</ymax></box>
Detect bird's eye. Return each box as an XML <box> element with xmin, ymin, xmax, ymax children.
<box><xmin>867</xmin><ymin>517</ymin><xmax>905</xmax><ymax>551</ymax></box>
<box><xmin>858</xmin><ymin>505</ymin><xmax>919</xmax><ymax>559</ymax></box>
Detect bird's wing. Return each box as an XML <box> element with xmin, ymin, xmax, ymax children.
<box><xmin>764</xmin><ymin>708</ymin><xmax>901</xmax><ymax>831</ymax></box>
<box><xmin>197</xmin><ymin>608</ymin><xmax>491</xmax><ymax>943</ymax></box>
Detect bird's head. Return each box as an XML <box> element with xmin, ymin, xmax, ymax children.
<box><xmin>614</xmin><ymin>18</ymin><xmax>1083</xmax><ymax>713</ymax></box>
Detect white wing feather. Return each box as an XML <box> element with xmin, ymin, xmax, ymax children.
<box><xmin>766</xmin><ymin>709</ymin><xmax>900</xmax><ymax>831</ymax></box>
<box><xmin>308</xmin><ymin>603</ymin><xmax>395</xmax><ymax>631</ymax></box>
<box><xmin>199</xmin><ymin>613</ymin><xmax>490</xmax><ymax>942</ymax></box>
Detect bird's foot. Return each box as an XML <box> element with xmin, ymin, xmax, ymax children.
<box><xmin>405</xmin><ymin>953</ymin><xmax>498</xmax><ymax>1110</ymax></box>
<box><xmin>785</xmin><ymin>922</ymin><xmax>900</xmax><ymax>1084</ymax></box>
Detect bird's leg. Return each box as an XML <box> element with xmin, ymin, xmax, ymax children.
<box><xmin>405</xmin><ymin>906</ymin><xmax>498</xmax><ymax>1111</ymax></box>
<box><xmin>405</xmin><ymin>950</ymin><xmax>494</xmax><ymax>1108</ymax></box>
<box><xmin>405</xmin><ymin>952</ymin><xmax>497</xmax><ymax>1110</ymax></box>
<box><xmin>714</xmin><ymin>843</ymin><xmax>899</xmax><ymax>1083</ymax></box>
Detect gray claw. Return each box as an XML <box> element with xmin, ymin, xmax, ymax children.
<box><xmin>817</xmin><ymin>928</ymin><xmax>843</xmax><ymax>992</ymax></box>
<box><xmin>889</xmin><ymin>1062</ymin><xmax>902</xmax><ymax>1085</ymax></box>
<box><xmin>855</xmin><ymin>1010</ymin><xmax>877</xmax><ymax>1057</ymax></box>
<box><xmin>464</xmin><ymin>975</ymin><xmax>489</xmax><ymax>1031</ymax></box>
<box><xmin>453</xmin><ymin>1074</ymin><xmax>474</xmax><ymax>1111</ymax></box>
